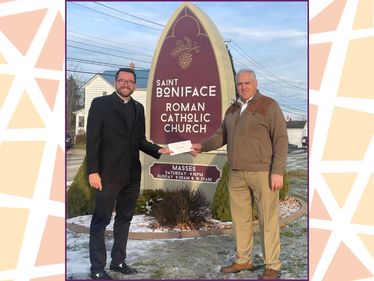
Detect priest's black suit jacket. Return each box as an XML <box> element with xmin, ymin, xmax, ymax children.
<box><xmin>86</xmin><ymin>92</ymin><xmax>161</xmax><ymax>183</ymax></box>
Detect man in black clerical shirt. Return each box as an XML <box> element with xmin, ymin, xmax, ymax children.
<box><xmin>86</xmin><ymin>67</ymin><xmax>171</xmax><ymax>280</ymax></box>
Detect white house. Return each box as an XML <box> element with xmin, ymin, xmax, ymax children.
<box><xmin>286</xmin><ymin>120</ymin><xmax>307</xmax><ymax>148</ymax></box>
<box><xmin>73</xmin><ymin>108</ymin><xmax>85</xmax><ymax>135</ymax></box>
<box><xmin>73</xmin><ymin>69</ymin><xmax>149</xmax><ymax>137</ymax></box>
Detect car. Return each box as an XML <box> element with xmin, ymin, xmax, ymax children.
<box><xmin>288</xmin><ymin>143</ymin><xmax>298</xmax><ymax>150</ymax></box>
<box><xmin>66</xmin><ymin>132</ymin><xmax>74</xmax><ymax>149</ymax></box>
<box><xmin>301</xmin><ymin>136</ymin><xmax>308</xmax><ymax>149</ymax></box>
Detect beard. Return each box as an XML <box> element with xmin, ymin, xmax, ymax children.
<box><xmin>116</xmin><ymin>87</ymin><xmax>134</xmax><ymax>98</ymax></box>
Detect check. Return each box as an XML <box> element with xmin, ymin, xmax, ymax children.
<box><xmin>168</xmin><ymin>140</ymin><xmax>192</xmax><ymax>155</ymax></box>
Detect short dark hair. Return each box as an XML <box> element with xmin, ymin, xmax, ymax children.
<box><xmin>115</xmin><ymin>68</ymin><xmax>136</xmax><ymax>83</ymax></box>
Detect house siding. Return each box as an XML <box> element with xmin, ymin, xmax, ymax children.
<box><xmin>288</xmin><ymin>129</ymin><xmax>304</xmax><ymax>147</ymax></box>
<box><xmin>73</xmin><ymin>109</ymin><xmax>85</xmax><ymax>135</ymax></box>
<box><xmin>75</xmin><ymin>74</ymin><xmax>148</xmax><ymax>136</ymax></box>
<box><xmin>286</xmin><ymin>121</ymin><xmax>308</xmax><ymax>148</ymax></box>
<box><xmin>84</xmin><ymin>76</ymin><xmax>115</xmax><ymax>132</ymax></box>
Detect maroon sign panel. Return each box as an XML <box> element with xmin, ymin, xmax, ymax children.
<box><xmin>150</xmin><ymin>6</ymin><xmax>222</xmax><ymax>144</ymax></box>
<box><xmin>150</xmin><ymin>163</ymin><xmax>221</xmax><ymax>183</ymax></box>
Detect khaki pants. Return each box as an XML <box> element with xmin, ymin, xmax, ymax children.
<box><xmin>228</xmin><ymin>170</ymin><xmax>281</xmax><ymax>270</ymax></box>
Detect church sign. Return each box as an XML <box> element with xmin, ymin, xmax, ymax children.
<box><xmin>150</xmin><ymin>163</ymin><xmax>221</xmax><ymax>183</ymax></box>
<box><xmin>147</xmin><ymin>2</ymin><xmax>234</xmax><ymax>144</ymax></box>
<box><xmin>145</xmin><ymin>2</ymin><xmax>235</xmax><ymax>200</ymax></box>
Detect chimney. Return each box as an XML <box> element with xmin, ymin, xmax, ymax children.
<box><xmin>129</xmin><ymin>63</ymin><xmax>135</xmax><ymax>69</ymax></box>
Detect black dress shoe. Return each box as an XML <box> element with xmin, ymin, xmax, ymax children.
<box><xmin>110</xmin><ymin>262</ymin><xmax>138</xmax><ymax>274</ymax></box>
<box><xmin>90</xmin><ymin>269</ymin><xmax>113</xmax><ymax>280</ymax></box>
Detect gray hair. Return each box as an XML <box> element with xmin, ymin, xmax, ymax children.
<box><xmin>235</xmin><ymin>68</ymin><xmax>256</xmax><ymax>82</ymax></box>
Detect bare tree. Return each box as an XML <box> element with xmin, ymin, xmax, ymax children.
<box><xmin>66</xmin><ymin>65</ymin><xmax>84</xmax><ymax>136</ymax></box>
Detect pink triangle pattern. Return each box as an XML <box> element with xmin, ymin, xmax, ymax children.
<box><xmin>0</xmin><ymin>9</ymin><xmax>47</xmax><ymax>55</ymax></box>
<box><xmin>310</xmin><ymin>43</ymin><xmax>331</xmax><ymax>90</ymax></box>
<box><xmin>35</xmin><ymin>216</ymin><xmax>64</xmax><ymax>266</ymax></box>
<box><xmin>323</xmin><ymin>242</ymin><xmax>373</xmax><ymax>280</ymax></box>
<box><xmin>310</xmin><ymin>190</ymin><xmax>332</xmax><ymax>220</ymax></box>
<box><xmin>309</xmin><ymin>104</ymin><xmax>318</xmax><ymax>154</ymax></box>
<box><xmin>309</xmin><ymin>228</ymin><xmax>332</xmax><ymax>279</ymax></box>
<box><xmin>49</xmin><ymin>146</ymin><xmax>64</xmax><ymax>202</ymax></box>
<box><xmin>35</xmin><ymin>13</ymin><xmax>64</xmax><ymax>70</ymax></box>
<box><xmin>310</xmin><ymin>0</ymin><xmax>347</xmax><ymax>34</ymax></box>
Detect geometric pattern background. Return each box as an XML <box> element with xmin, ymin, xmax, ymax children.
<box><xmin>0</xmin><ymin>0</ymin><xmax>65</xmax><ymax>280</ymax></box>
<box><xmin>0</xmin><ymin>0</ymin><xmax>373</xmax><ymax>280</ymax></box>
<box><xmin>309</xmin><ymin>0</ymin><xmax>374</xmax><ymax>280</ymax></box>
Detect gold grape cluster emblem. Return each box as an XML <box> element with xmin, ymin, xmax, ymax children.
<box><xmin>171</xmin><ymin>37</ymin><xmax>200</xmax><ymax>70</ymax></box>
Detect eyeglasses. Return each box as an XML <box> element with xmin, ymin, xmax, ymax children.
<box><xmin>117</xmin><ymin>79</ymin><xmax>135</xmax><ymax>85</ymax></box>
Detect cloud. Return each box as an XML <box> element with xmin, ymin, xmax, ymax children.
<box><xmin>223</xmin><ymin>26</ymin><xmax>306</xmax><ymax>41</ymax></box>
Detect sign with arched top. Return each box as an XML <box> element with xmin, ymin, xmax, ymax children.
<box><xmin>144</xmin><ymin>2</ymin><xmax>235</xmax><ymax>200</ymax></box>
<box><xmin>147</xmin><ymin>2</ymin><xmax>235</xmax><ymax>144</ymax></box>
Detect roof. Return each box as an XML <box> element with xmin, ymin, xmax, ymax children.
<box><xmin>286</xmin><ymin>120</ymin><xmax>307</xmax><ymax>129</ymax></box>
<box><xmin>72</xmin><ymin>108</ymin><xmax>85</xmax><ymax>115</ymax></box>
<box><xmin>101</xmin><ymin>69</ymin><xmax>150</xmax><ymax>88</ymax></box>
<box><xmin>82</xmin><ymin>73</ymin><xmax>114</xmax><ymax>89</ymax></box>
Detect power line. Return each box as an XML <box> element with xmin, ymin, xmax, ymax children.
<box><xmin>67</xmin><ymin>4</ymin><xmax>306</xmax><ymax>117</ymax></box>
<box><xmin>229</xmin><ymin>45</ymin><xmax>306</xmax><ymax>94</ymax></box>
<box><xmin>230</xmin><ymin>41</ymin><xmax>307</xmax><ymax>91</ymax></box>
<box><xmin>263</xmin><ymin>89</ymin><xmax>307</xmax><ymax>114</ymax></box>
<box><xmin>67</xmin><ymin>30</ymin><xmax>154</xmax><ymax>52</ymax></box>
<box><xmin>67</xmin><ymin>39</ymin><xmax>153</xmax><ymax>58</ymax></box>
<box><xmin>231</xmin><ymin>40</ymin><xmax>306</xmax><ymax>89</ymax></box>
<box><xmin>230</xmin><ymin>49</ymin><xmax>306</xmax><ymax>94</ymax></box>
<box><xmin>70</xmin><ymin>2</ymin><xmax>162</xmax><ymax>32</ymax></box>
<box><xmin>93</xmin><ymin>2</ymin><xmax>165</xmax><ymax>28</ymax></box>
<box><xmin>67</xmin><ymin>45</ymin><xmax>152</xmax><ymax>65</ymax></box>
<box><xmin>67</xmin><ymin>57</ymin><xmax>150</xmax><ymax>70</ymax></box>
<box><xmin>66</xmin><ymin>69</ymin><xmax>149</xmax><ymax>81</ymax></box>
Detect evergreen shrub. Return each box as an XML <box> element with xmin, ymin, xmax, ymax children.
<box><xmin>67</xmin><ymin>157</ymin><xmax>95</xmax><ymax>218</ymax></box>
<box><xmin>135</xmin><ymin>189</ymin><xmax>166</xmax><ymax>215</ymax></box>
<box><xmin>211</xmin><ymin>161</ymin><xmax>231</xmax><ymax>221</ymax></box>
<box><xmin>210</xmin><ymin>161</ymin><xmax>290</xmax><ymax>221</ymax></box>
<box><xmin>280</xmin><ymin>170</ymin><xmax>289</xmax><ymax>201</ymax></box>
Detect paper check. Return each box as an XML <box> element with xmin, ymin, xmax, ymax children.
<box><xmin>168</xmin><ymin>140</ymin><xmax>192</xmax><ymax>155</ymax></box>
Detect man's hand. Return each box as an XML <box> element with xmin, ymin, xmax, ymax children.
<box><xmin>270</xmin><ymin>174</ymin><xmax>283</xmax><ymax>191</ymax></box>
<box><xmin>89</xmin><ymin>173</ymin><xmax>102</xmax><ymax>191</ymax></box>
<box><xmin>191</xmin><ymin>143</ymin><xmax>202</xmax><ymax>157</ymax></box>
<box><xmin>158</xmin><ymin>147</ymin><xmax>173</xmax><ymax>154</ymax></box>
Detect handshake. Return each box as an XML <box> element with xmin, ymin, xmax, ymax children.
<box><xmin>158</xmin><ymin>140</ymin><xmax>202</xmax><ymax>156</ymax></box>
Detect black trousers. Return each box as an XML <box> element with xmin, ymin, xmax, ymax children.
<box><xmin>89</xmin><ymin>181</ymin><xmax>140</xmax><ymax>272</ymax></box>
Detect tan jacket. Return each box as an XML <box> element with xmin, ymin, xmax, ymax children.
<box><xmin>201</xmin><ymin>91</ymin><xmax>288</xmax><ymax>175</ymax></box>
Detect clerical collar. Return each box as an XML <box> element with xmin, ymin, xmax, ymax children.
<box><xmin>116</xmin><ymin>92</ymin><xmax>131</xmax><ymax>104</ymax></box>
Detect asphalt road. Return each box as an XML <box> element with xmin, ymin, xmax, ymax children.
<box><xmin>66</xmin><ymin>149</ymin><xmax>85</xmax><ymax>184</ymax></box>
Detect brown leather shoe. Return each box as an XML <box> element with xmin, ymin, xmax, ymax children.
<box><xmin>260</xmin><ymin>268</ymin><xmax>281</xmax><ymax>279</ymax></box>
<box><xmin>220</xmin><ymin>261</ymin><xmax>253</xmax><ymax>273</ymax></box>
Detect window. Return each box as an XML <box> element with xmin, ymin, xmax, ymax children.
<box><xmin>102</xmin><ymin>91</ymin><xmax>107</xmax><ymax>96</ymax></box>
<box><xmin>78</xmin><ymin>116</ymin><xmax>84</xmax><ymax>127</ymax></box>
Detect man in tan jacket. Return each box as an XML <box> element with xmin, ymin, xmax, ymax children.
<box><xmin>191</xmin><ymin>68</ymin><xmax>288</xmax><ymax>280</ymax></box>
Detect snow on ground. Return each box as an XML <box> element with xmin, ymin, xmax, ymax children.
<box><xmin>67</xmin><ymin>195</ymin><xmax>300</xmax><ymax>233</ymax></box>
<box><xmin>67</xmin><ymin>216</ymin><xmax>307</xmax><ymax>280</ymax></box>
<box><xmin>67</xmin><ymin>151</ymin><xmax>307</xmax><ymax>280</ymax></box>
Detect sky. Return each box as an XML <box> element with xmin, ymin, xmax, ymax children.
<box><xmin>66</xmin><ymin>1</ymin><xmax>308</xmax><ymax>120</ymax></box>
